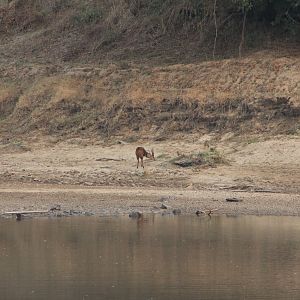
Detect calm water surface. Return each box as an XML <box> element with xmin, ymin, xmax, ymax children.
<box><xmin>0</xmin><ymin>215</ymin><xmax>300</xmax><ymax>300</ymax></box>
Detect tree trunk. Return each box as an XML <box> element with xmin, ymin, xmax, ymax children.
<box><xmin>239</xmin><ymin>10</ymin><xmax>247</xmax><ymax>58</ymax></box>
<box><xmin>213</xmin><ymin>0</ymin><xmax>218</xmax><ymax>59</ymax></box>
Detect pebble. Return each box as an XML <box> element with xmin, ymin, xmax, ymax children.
<box><xmin>129</xmin><ymin>211</ymin><xmax>143</xmax><ymax>218</ymax></box>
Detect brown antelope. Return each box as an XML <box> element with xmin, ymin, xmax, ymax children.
<box><xmin>135</xmin><ymin>147</ymin><xmax>155</xmax><ymax>169</ymax></box>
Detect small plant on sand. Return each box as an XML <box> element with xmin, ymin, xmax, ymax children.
<box><xmin>170</xmin><ymin>148</ymin><xmax>227</xmax><ymax>168</ymax></box>
<box><xmin>246</xmin><ymin>137</ymin><xmax>259</xmax><ymax>144</ymax></box>
<box><xmin>5</xmin><ymin>140</ymin><xmax>31</xmax><ymax>152</ymax></box>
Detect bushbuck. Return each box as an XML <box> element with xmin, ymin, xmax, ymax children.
<box><xmin>135</xmin><ymin>147</ymin><xmax>155</xmax><ymax>169</ymax></box>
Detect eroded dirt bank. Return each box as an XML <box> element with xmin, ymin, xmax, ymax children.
<box><xmin>0</xmin><ymin>52</ymin><xmax>299</xmax><ymax>141</ymax></box>
<box><xmin>0</xmin><ymin>135</ymin><xmax>299</xmax><ymax>217</ymax></box>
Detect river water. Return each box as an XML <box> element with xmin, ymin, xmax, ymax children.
<box><xmin>0</xmin><ymin>215</ymin><xmax>299</xmax><ymax>300</ymax></box>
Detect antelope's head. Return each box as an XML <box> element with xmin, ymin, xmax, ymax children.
<box><xmin>146</xmin><ymin>149</ymin><xmax>155</xmax><ymax>160</ymax></box>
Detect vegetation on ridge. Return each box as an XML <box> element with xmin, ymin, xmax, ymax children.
<box><xmin>0</xmin><ymin>0</ymin><xmax>299</xmax><ymax>62</ymax></box>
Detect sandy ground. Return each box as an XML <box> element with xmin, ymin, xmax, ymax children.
<box><xmin>0</xmin><ymin>135</ymin><xmax>299</xmax><ymax>217</ymax></box>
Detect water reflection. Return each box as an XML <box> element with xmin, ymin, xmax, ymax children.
<box><xmin>0</xmin><ymin>215</ymin><xmax>300</xmax><ymax>299</ymax></box>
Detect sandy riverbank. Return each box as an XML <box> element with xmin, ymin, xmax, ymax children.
<box><xmin>0</xmin><ymin>184</ymin><xmax>299</xmax><ymax>217</ymax></box>
<box><xmin>0</xmin><ymin>135</ymin><xmax>299</xmax><ymax>217</ymax></box>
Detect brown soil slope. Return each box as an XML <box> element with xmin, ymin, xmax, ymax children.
<box><xmin>0</xmin><ymin>52</ymin><xmax>299</xmax><ymax>140</ymax></box>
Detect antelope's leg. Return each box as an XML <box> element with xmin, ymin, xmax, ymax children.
<box><xmin>137</xmin><ymin>158</ymin><xmax>139</xmax><ymax>169</ymax></box>
<box><xmin>141</xmin><ymin>158</ymin><xmax>144</xmax><ymax>169</ymax></box>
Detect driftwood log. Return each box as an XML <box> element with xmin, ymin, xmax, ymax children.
<box><xmin>226</xmin><ymin>197</ymin><xmax>243</xmax><ymax>202</ymax></box>
<box><xmin>3</xmin><ymin>210</ymin><xmax>49</xmax><ymax>221</ymax></box>
<box><xmin>4</xmin><ymin>210</ymin><xmax>49</xmax><ymax>214</ymax></box>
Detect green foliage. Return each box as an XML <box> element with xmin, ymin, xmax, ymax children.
<box><xmin>1</xmin><ymin>0</ymin><xmax>299</xmax><ymax>57</ymax></box>
<box><xmin>136</xmin><ymin>0</ymin><xmax>300</xmax><ymax>37</ymax></box>
<box><xmin>170</xmin><ymin>148</ymin><xmax>227</xmax><ymax>168</ymax></box>
<box><xmin>232</xmin><ymin>0</ymin><xmax>255</xmax><ymax>12</ymax></box>
<box><xmin>234</xmin><ymin>0</ymin><xmax>300</xmax><ymax>35</ymax></box>
<box><xmin>269</xmin><ymin>0</ymin><xmax>300</xmax><ymax>35</ymax></box>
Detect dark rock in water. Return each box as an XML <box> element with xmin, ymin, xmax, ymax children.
<box><xmin>16</xmin><ymin>213</ymin><xmax>22</xmax><ymax>221</ymax></box>
<box><xmin>69</xmin><ymin>210</ymin><xmax>81</xmax><ymax>215</ymax></box>
<box><xmin>172</xmin><ymin>209</ymin><xmax>181</xmax><ymax>215</ymax></box>
<box><xmin>129</xmin><ymin>211</ymin><xmax>142</xmax><ymax>218</ymax></box>
<box><xmin>62</xmin><ymin>210</ymin><xmax>76</xmax><ymax>216</ymax></box>
<box><xmin>56</xmin><ymin>209</ymin><xmax>91</xmax><ymax>217</ymax></box>
<box><xmin>161</xmin><ymin>211</ymin><xmax>171</xmax><ymax>216</ymax></box>
<box><xmin>226</xmin><ymin>197</ymin><xmax>243</xmax><ymax>202</ymax></box>
<box><xmin>84</xmin><ymin>212</ymin><xmax>94</xmax><ymax>216</ymax></box>
<box><xmin>49</xmin><ymin>204</ymin><xmax>61</xmax><ymax>212</ymax></box>
<box><xmin>196</xmin><ymin>210</ymin><xmax>205</xmax><ymax>216</ymax></box>
<box><xmin>160</xmin><ymin>204</ymin><xmax>168</xmax><ymax>209</ymax></box>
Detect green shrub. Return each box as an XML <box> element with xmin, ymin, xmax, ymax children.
<box><xmin>170</xmin><ymin>148</ymin><xmax>227</xmax><ymax>168</ymax></box>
